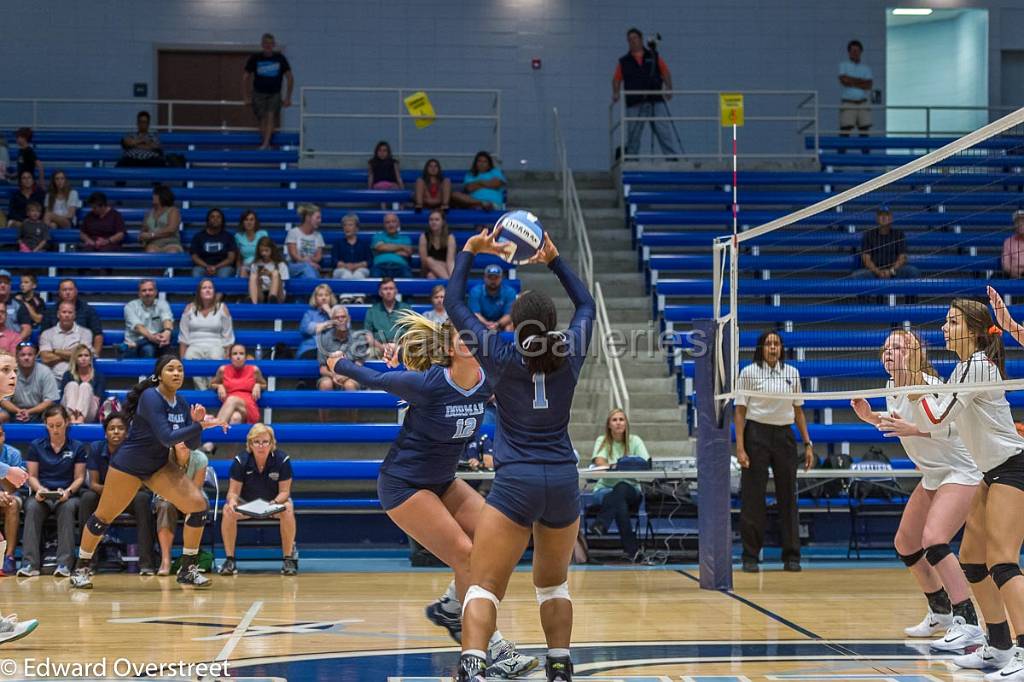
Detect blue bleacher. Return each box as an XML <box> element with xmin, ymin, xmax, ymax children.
<box><xmin>88</xmin><ymin>302</ymin><xmax>428</xmax><ymax>324</ymax></box>
<box><xmin>639</xmin><ymin>231</ymin><xmax>1007</xmax><ymax>250</ymax></box>
<box><xmin>661</xmin><ymin>303</ymin><xmax>1019</xmax><ymax>326</ymax></box>
<box><xmin>648</xmin><ymin>254</ymin><xmax>998</xmax><ymax>277</ymax></box>
<box><xmin>4</xmin><ymin>131</ymin><xmax>300</xmax><ymax>147</ymax></box>
<box><xmin>677</xmin><ymin>358</ymin><xmax>1024</xmax><ymax>380</ymax></box>
<box><xmin>628</xmin><ymin>189</ymin><xmax>1024</xmax><ymax>209</ymax></box>
<box><xmin>810</xmin><ymin>135</ymin><xmax>1024</xmax><ymax>152</ymax></box>
<box><xmin>25</xmin><ymin>186</ymin><xmax>412</xmax><ymax>205</ymax></box>
<box><xmin>28</xmin><ymin>147</ymin><xmax>299</xmax><ymax>165</ymax></box>
<box><xmin>622</xmin><ymin>170</ymin><xmax>1024</xmax><ymax>190</ymax></box>
<box><xmin>654</xmin><ymin>277</ymin><xmax>1008</xmax><ymax>303</ymax></box>
<box><xmin>44</xmin><ymin>167</ymin><xmax>465</xmax><ymax>186</ymax></box>
<box><xmin>634</xmin><ymin>209</ymin><xmax>1018</xmax><ymax>228</ymax></box>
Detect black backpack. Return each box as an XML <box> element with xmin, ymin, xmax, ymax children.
<box><xmin>812</xmin><ymin>451</ymin><xmax>851</xmax><ymax>499</ymax></box>
<box><xmin>849</xmin><ymin>447</ymin><xmax>898</xmax><ymax>501</ymax></box>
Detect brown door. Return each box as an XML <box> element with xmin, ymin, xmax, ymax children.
<box><xmin>157</xmin><ymin>50</ymin><xmax>253</xmax><ymax>129</ymax></box>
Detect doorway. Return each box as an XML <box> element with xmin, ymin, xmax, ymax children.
<box><xmin>157</xmin><ymin>49</ymin><xmax>253</xmax><ymax>129</ymax></box>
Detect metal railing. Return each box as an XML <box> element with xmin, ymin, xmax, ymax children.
<box><xmin>801</xmin><ymin>102</ymin><xmax>1022</xmax><ymax>138</ymax></box>
<box><xmin>299</xmin><ymin>86</ymin><xmax>500</xmax><ymax>162</ymax></box>
<box><xmin>609</xmin><ymin>89</ymin><xmax>818</xmax><ymax>164</ymax></box>
<box><xmin>554</xmin><ymin>107</ymin><xmax>629</xmax><ymax>415</ymax></box>
<box><xmin>0</xmin><ymin>97</ymin><xmax>262</xmax><ymax>132</ymax></box>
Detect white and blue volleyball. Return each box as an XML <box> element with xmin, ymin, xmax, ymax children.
<box><xmin>495</xmin><ymin>210</ymin><xmax>544</xmax><ymax>264</ymax></box>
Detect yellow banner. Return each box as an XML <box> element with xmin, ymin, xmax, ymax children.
<box><xmin>404</xmin><ymin>91</ymin><xmax>436</xmax><ymax>129</ymax></box>
<box><xmin>719</xmin><ymin>93</ymin><xmax>744</xmax><ymax>127</ymax></box>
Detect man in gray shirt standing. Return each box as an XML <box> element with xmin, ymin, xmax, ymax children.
<box><xmin>122</xmin><ymin>279</ymin><xmax>174</xmax><ymax>359</ymax></box>
<box><xmin>0</xmin><ymin>343</ymin><xmax>59</xmax><ymax>423</ymax></box>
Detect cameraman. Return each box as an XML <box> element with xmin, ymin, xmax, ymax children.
<box><xmin>612</xmin><ymin>27</ymin><xmax>678</xmax><ymax>157</ymax></box>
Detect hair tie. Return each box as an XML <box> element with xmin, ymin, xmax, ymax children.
<box><xmin>521</xmin><ymin>334</ymin><xmax>541</xmax><ymax>350</ymax></box>
<box><xmin>990</xmin><ymin>325</ymin><xmax>1001</xmax><ymax>336</ymax></box>
<box><xmin>149</xmin><ymin>374</ymin><xmax>158</xmax><ymax>382</ymax></box>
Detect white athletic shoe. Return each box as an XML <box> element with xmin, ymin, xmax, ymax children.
<box><xmin>932</xmin><ymin>616</ymin><xmax>986</xmax><ymax>651</ymax></box>
<box><xmin>986</xmin><ymin>648</ymin><xmax>1024</xmax><ymax>681</ymax></box>
<box><xmin>905</xmin><ymin>609</ymin><xmax>953</xmax><ymax>637</ymax></box>
<box><xmin>0</xmin><ymin>614</ymin><xmax>38</xmax><ymax>645</ymax></box>
<box><xmin>953</xmin><ymin>644</ymin><xmax>1016</xmax><ymax>670</ymax></box>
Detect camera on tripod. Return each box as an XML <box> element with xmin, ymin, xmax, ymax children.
<box><xmin>646</xmin><ymin>32</ymin><xmax>662</xmax><ymax>51</ymax></box>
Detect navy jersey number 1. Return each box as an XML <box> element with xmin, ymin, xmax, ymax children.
<box><xmin>532</xmin><ymin>373</ymin><xmax>549</xmax><ymax>409</ymax></box>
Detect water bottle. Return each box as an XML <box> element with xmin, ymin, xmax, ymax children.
<box><xmin>254</xmin><ymin>344</ymin><xmax>263</xmax><ymax>360</ymax></box>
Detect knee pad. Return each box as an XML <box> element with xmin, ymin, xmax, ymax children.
<box><xmin>925</xmin><ymin>543</ymin><xmax>953</xmax><ymax>567</ymax></box>
<box><xmin>462</xmin><ymin>585</ymin><xmax>500</xmax><ymax>612</ymax></box>
<box><xmin>990</xmin><ymin>563</ymin><xmax>1023</xmax><ymax>589</ymax></box>
<box><xmin>86</xmin><ymin>514</ymin><xmax>110</xmax><ymax>537</ymax></box>
<box><xmin>536</xmin><ymin>581</ymin><xmax>572</xmax><ymax>605</ymax></box>
<box><xmin>962</xmin><ymin>562</ymin><xmax>990</xmax><ymax>583</ymax></box>
<box><xmin>898</xmin><ymin>548</ymin><xmax>925</xmax><ymax>567</ymax></box>
<box><xmin>184</xmin><ymin>510</ymin><xmax>208</xmax><ymax>528</ymax></box>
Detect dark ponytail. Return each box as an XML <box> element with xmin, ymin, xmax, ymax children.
<box><xmin>512</xmin><ymin>290</ymin><xmax>567</xmax><ymax>375</ymax></box>
<box><xmin>951</xmin><ymin>298</ymin><xmax>1006</xmax><ymax>378</ymax></box>
<box><xmin>125</xmin><ymin>355</ymin><xmax>178</xmax><ymax>422</ymax></box>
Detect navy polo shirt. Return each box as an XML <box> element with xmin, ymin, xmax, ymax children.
<box><xmin>334</xmin><ymin>237</ymin><xmax>373</xmax><ymax>267</ymax></box>
<box><xmin>86</xmin><ymin>441</ymin><xmax>114</xmax><ymax>486</ymax></box>
<box><xmin>229</xmin><ymin>449</ymin><xmax>292</xmax><ymax>502</ymax></box>
<box><xmin>26</xmin><ymin>437</ymin><xmax>86</xmax><ymax>490</ymax></box>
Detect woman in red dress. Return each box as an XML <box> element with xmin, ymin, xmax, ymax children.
<box><xmin>210</xmin><ymin>344</ymin><xmax>268</xmax><ymax>425</ymax></box>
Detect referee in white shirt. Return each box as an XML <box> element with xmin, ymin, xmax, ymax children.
<box><xmin>734</xmin><ymin>331</ymin><xmax>814</xmax><ymax>573</ymax></box>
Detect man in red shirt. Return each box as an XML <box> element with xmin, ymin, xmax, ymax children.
<box><xmin>612</xmin><ymin>27</ymin><xmax>678</xmax><ymax>158</ymax></box>
<box><xmin>79</xmin><ymin>193</ymin><xmax>125</xmax><ymax>252</ymax></box>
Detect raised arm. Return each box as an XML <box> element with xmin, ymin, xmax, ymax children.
<box><xmin>330</xmin><ymin>357</ymin><xmax>432</xmax><ymax>404</ymax></box>
<box><xmin>547</xmin><ymin>254</ymin><xmax>595</xmax><ymax>356</ymax></box>
<box><xmin>444</xmin><ymin>249</ymin><xmax>506</xmax><ymax>378</ymax></box>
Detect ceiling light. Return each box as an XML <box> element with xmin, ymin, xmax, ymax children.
<box><xmin>892</xmin><ymin>8</ymin><xmax>934</xmax><ymax>15</ymax></box>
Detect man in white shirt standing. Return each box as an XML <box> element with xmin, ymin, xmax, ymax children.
<box><xmin>734</xmin><ymin>331</ymin><xmax>815</xmax><ymax>574</ymax></box>
<box><xmin>838</xmin><ymin>39</ymin><xmax>874</xmax><ymax>143</ymax></box>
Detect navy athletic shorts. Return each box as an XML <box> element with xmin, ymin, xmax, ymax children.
<box><xmin>377</xmin><ymin>472</ymin><xmax>455</xmax><ymax>511</ymax></box>
<box><xmin>486</xmin><ymin>462</ymin><xmax>580</xmax><ymax>528</ymax></box>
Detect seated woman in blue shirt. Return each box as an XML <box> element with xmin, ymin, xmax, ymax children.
<box><xmin>20</xmin><ymin>405</ymin><xmax>86</xmax><ymax>577</ymax></box>
<box><xmin>451</xmin><ymin>151</ymin><xmax>506</xmax><ymax>212</ymax></box>
<box><xmin>219</xmin><ymin>423</ymin><xmax>296</xmax><ymax>576</ymax></box>
<box><xmin>297</xmin><ymin>284</ymin><xmax>337</xmax><ymax>359</ymax></box>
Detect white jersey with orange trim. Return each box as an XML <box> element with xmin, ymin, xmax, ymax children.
<box><xmin>910</xmin><ymin>351</ymin><xmax>1024</xmax><ymax>473</ymax></box>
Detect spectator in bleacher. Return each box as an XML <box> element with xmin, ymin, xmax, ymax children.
<box><xmin>371</xmin><ymin>212</ymin><xmax>413</xmax><ymax>278</ymax></box>
<box><xmin>734</xmin><ymin>331</ymin><xmax>814</xmax><ymax>573</ymax></box>
<box><xmin>332</xmin><ymin>213</ymin><xmax>372</xmax><ymax>282</ymax></box>
<box><xmin>42</xmin><ymin>279</ymin><xmax>103</xmax><ymax>355</ymax></box>
<box><xmin>469</xmin><ymin>264</ymin><xmax>515</xmax><ymax>332</ymax></box>
<box><xmin>59</xmin><ymin>344</ymin><xmax>106</xmax><ymax>424</ymax></box>
<box><xmin>248</xmin><ymin>236</ymin><xmax>288</xmax><ymax>304</ymax></box>
<box><xmin>79</xmin><ymin>412</ymin><xmax>156</xmax><ymax>575</ymax></box>
<box><xmin>190</xmin><ymin>208</ymin><xmax>237</xmax><ymax>278</ymax></box>
<box><xmin>611</xmin><ymin>28</ymin><xmax>678</xmax><ymax>157</ymax></box>
<box><xmin>179</xmin><ymin>278</ymin><xmax>235</xmax><ymax>390</ymax></box>
<box><xmin>16</xmin><ymin>202</ymin><xmax>49</xmax><ymax>252</ymax></box>
<box><xmin>154</xmin><ymin>443</ymin><xmax>208</xmax><ymax>576</ymax></box>
<box><xmin>368</xmin><ymin>140</ymin><xmax>404</xmax><ymax>190</ymax></box>
<box><xmin>19</xmin><ymin>405</ymin><xmax>85</xmax><ymax>577</ymax></box>
<box><xmin>424</xmin><ymin>285</ymin><xmax>448</xmax><ymax>325</ymax></box>
<box><xmin>0</xmin><ymin>308</ymin><xmax>19</xmax><ymax>355</ymax></box>
<box><xmin>7</xmin><ymin>170</ymin><xmax>45</xmax><ymax>229</ymax></box>
<box><xmin>43</xmin><ymin>170</ymin><xmax>80</xmax><ymax>228</ymax></box>
<box><xmin>14</xmin><ymin>272</ymin><xmax>42</xmax><ymax>335</ymax></box>
<box><xmin>838</xmin><ymin>40</ymin><xmax>873</xmax><ymax>141</ymax></box>
<box><xmin>118</xmin><ymin>111</ymin><xmax>164</xmax><ymax>168</ymax></box>
<box><xmin>590</xmin><ymin>409</ymin><xmax>650</xmax><ymax>562</ymax></box>
<box><xmin>414</xmin><ymin>158</ymin><xmax>451</xmax><ymax>213</ymax></box>
<box><xmin>419</xmin><ymin>210</ymin><xmax>456</xmax><ymax>279</ymax></box>
<box><xmin>235</xmin><ymin>210</ymin><xmax>269</xmax><ymax>277</ymax></box>
<box><xmin>220</xmin><ymin>423</ymin><xmax>296</xmax><ymax>576</ymax></box>
<box><xmin>285</xmin><ymin>203</ymin><xmax>325</xmax><ymax>279</ymax></box>
<box><xmin>364</xmin><ymin>278</ymin><xmax>411</xmax><ymax>356</ymax></box>
<box><xmin>39</xmin><ymin>301</ymin><xmax>93</xmax><ymax>382</ymax></box>
<box><xmin>243</xmin><ymin>33</ymin><xmax>294</xmax><ymax>150</ymax></box>
<box><xmin>211</xmin><ymin>343</ymin><xmax>267</xmax><ymax>425</ymax></box>
<box><xmin>13</xmin><ymin>128</ymin><xmax>44</xmax><ymax>182</ymax></box>
<box><xmin>317</xmin><ymin>305</ymin><xmax>370</xmax><ymax>398</ymax></box>
<box><xmin>852</xmin><ymin>207</ymin><xmax>920</xmax><ymax>279</ymax></box>
<box><xmin>297</xmin><ymin>284</ymin><xmax>336</xmax><ymax>359</ymax></box>
<box><xmin>451</xmin><ymin>151</ymin><xmax>506</xmax><ymax>211</ymax></box>
<box><xmin>0</xmin><ymin>423</ymin><xmax>24</xmax><ymax>575</ymax></box>
<box><xmin>122</xmin><ymin>279</ymin><xmax>174</xmax><ymax>359</ymax></box>
<box><xmin>139</xmin><ymin>184</ymin><xmax>182</xmax><ymax>254</ymax></box>
<box><xmin>0</xmin><ymin>343</ymin><xmax>58</xmax><ymax>424</ymax></box>
<box><xmin>1002</xmin><ymin>209</ymin><xmax>1024</xmax><ymax>279</ymax></box>
<box><xmin>80</xmin><ymin>192</ymin><xmax>126</xmax><ymax>252</ymax></box>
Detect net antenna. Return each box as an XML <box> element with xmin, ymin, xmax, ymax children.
<box><xmin>711</xmin><ymin>106</ymin><xmax>1024</xmax><ymax>403</ymax></box>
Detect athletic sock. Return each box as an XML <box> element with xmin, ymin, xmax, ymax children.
<box><xmin>952</xmin><ymin>599</ymin><xmax>978</xmax><ymax>625</ymax></box>
<box><xmin>444</xmin><ymin>580</ymin><xmax>458</xmax><ymax>602</ymax></box>
<box><xmin>463</xmin><ymin>649</ymin><xmax>487</xmax><ymax>660</ymax></box>
<box><xmin>549</xmin><ymin>648</ymin><xmax>570</xmax><ymax>658</ymax></box>
<box><xmin>489</xmin><ymin>630</ymin><xmax>503</xmax><ymax>648</ymax></box>
<box><xmin>78</xmin><ymin>548</ymin><xmax>94</xmax><ymax>561</ymax></box>
<box><xmin>989</xmin><ymin>620</ymin><xmax>1013</xmax><ymax>650</ymax></box>
<box><xmin>925</xmin><ymin>588</ymin><xmax>951</xmax><ymax>615</ymax></box>
<box><xmin>182</xmin><ymin>547</ymin><xmax>198</xmax><ymax>556</ymax></box>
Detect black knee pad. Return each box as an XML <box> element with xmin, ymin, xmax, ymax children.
<box><xmin>962</xmin><ymin>562</ymin><xmax>989</xmax><ymax>583</ymax></box>
<box><xmin>925</xmin><ymin>543</ymin><xmax>953</xmax><ymax>566</ymax></box>
<box><xmin>85</xmin><ymin>514</ymin><xmax>109</xmax><ymax>537</ymax></box>
<box><xmin>989</xmin><ymin>563</ymin><xmax>1023</xmax><ymax>589</ymax></box>
<box><xmin>184</xmin><ymin>510</ymin><xmax>208</xmax><ymax>528</ymax></box>
<box><xmin>898</xmin><ymin>548</ymin><xmax>925</xmax><ymax>567</ymax></box>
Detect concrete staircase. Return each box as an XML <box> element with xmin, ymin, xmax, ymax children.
<box><xmin>506</xmin><ymin>171</ymin><xmax>691</xmax><ymax>461</ymax></box>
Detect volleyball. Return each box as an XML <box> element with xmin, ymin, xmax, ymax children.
<box><xmin>494</xmin><ymin>210</ymin><xmax>544</xmax><ymax>264</ymax></box>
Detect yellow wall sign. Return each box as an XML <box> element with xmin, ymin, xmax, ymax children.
<box><xmin>719</xmin><ymin>93</ymin><xmax>744</xmax><ymax>127</ymax></box>
<box><xmin>404</xmin><ymin>91</ymin><xmax>436</xmax><ymax>129</ymax></box>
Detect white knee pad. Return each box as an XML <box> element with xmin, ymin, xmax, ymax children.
<box><xmin>536</xmin><ymin>581</ymin><xmax>571</xmax><ymax>605</ymax></box>
<box><xmin>462</xmin><ymin>585</ymin><xmax>500</xmax><ymax>613</ymax></box>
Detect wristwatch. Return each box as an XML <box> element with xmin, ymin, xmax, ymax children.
<box><xmin>804</xmin><ymin>441</ymin><xmax>814</xmax><ymax>448</ymax></box>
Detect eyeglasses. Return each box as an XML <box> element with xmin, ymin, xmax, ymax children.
<box><xmin>251</xmin><ymin>440</ymin><xmax>271</xmax><ymax>447</ymax></box>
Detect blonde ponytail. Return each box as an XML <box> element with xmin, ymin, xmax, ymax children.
<box><xmin>393</xmin><ymin>309</ymin><xmax>454</xmax><ymax>372</ymax></box>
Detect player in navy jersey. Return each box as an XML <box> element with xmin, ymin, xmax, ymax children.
<box><xmin>0</xmin><ymin>350</ymin><xmax>37</xmax><ymax>644</ymax></box>
<box><xmin>327</xmin><ymin>310</ymin><xmax>538</xmax><ymax>678</ymax></box>
<box><xmin>445</xmin><ymin>228</ymin><xmax>594</xmax><ymax>682</ymax></box>
<box><xmin>70</xmin><ymin>355</ymin><xmax>228</xmax><ymax>590</ymax></box>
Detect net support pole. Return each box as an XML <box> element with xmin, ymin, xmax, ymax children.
<box><xmin>694</xmin><ymin>317</ymin><xmax>733</xmax><ymax>590</ymax></box>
